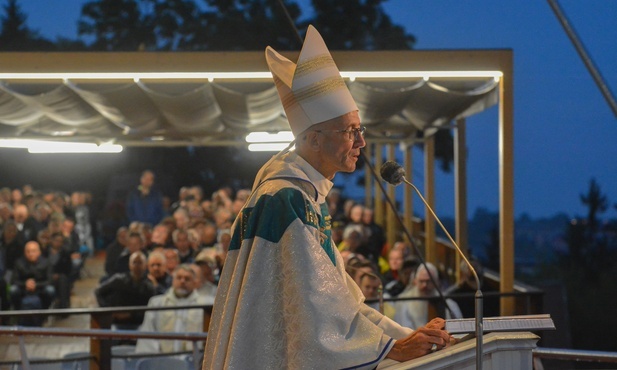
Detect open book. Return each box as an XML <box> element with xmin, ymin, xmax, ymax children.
<box><xmin>445</xmin><ymin>314</ymin><xmax>555</xmax><ymax>335</ymax></box>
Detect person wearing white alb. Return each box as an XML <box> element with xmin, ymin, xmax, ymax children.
<box><xmin>136</xmin><ymin>264</ymin><xmax>208</xmax><ymax>353</ymax></box>
<box><xmin>394</xmin><ymin>262</ymin><xmax>462</xmax><ymax>330</ymax></box>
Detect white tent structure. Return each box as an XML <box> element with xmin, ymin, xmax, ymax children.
<box><xmin>0</xmin><ymin>50</ymin><xmax>515</xmax><ymax>313</ymax></box>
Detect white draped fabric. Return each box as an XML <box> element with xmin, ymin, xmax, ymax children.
<box><xmin>0</xmin><ymin>76</ymin><xmax>498</xmax><ymax>145</ymax></box>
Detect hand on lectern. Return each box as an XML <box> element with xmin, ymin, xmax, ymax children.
<box><xmin>386</xmin><ymin>317</ymin><xmax>453</xmax><ymax>362</ymax></box>
<box><xmin>425</xmin><ymin>317</ymin><xmax>458</xmax><ymax>346</ymax></box>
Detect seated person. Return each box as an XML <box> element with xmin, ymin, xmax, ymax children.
<box><xmin>95</xmin><ymin>251</ymin><xmax>157</xmax><ymax>330</ymax></box>
<box><xmin>48</xmin><ymin>232</ymin><xmax>74</xmax><ymax>309</ymax></box>
<box><xmin>382</xmin><ymin>242</ymin><xmax>416</xmax><ymax>297</ymax></box>
<box><xmin>136</xmin><ymin>264</ymin><xmax>209</xmax><ymax>353</ymax></box>
<box><xmin>113</xmin><ymin>231</ymin><xmax>146</xmax><ymax>275</ymax></box>
<box><xmin>193</xmin><ymin>249</ymin><xmax>218</xmax><ymax>303</ymax></box>
<box><xmin>394</xmin><ymin>262</ymin><xmax>462</xmax><ymax>329</ymax></box>
<box><xmin>358</xmin><ymin>272</ymin><xmax>396</xmax><ymax>320</ymax></box>
<box><xmin>163</xmin><ymin>248</ymin><xmax>180</xmax><ymax>275</ymax></box>
<box><xmin>9</xmin><ymin>241</ymin><xmax>55</xmax><ymax>325</ymax></box>
<box><xmin>172</xmin><ymin>229</ymin><xmax>195</xmax><ymax>264</ymax></box>
<box><xmin>104</xmin><ymin>226</ymin><xmax>128</xmax><ymax>278</ymax></box>
<box><xmin>445</xmin><ymin>259</ymin><xmax>500</xmax><ymax>318</ymax></box>
<box><xmin>0</xmin><ymin>244</ymin><xmax>9</xmax><ymax>312</ymax></box>
<box><xmin>146</xmin><ymin>251</ymin><xmax>172</xmax><ymax>295</ymax></box>
<box><xmin>2</xmin><ymin>220</ymin><xmax>25</xmax><ymax>277</ymax></box>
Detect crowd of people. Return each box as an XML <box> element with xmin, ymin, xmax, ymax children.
<box><xmin>0</xmin><ymin>187</ymin><xmax>92</xmax><ymax>325</ymax></box>
<box><xmin>0</xmin><ymin>168</ymin><xmax>486</xmax><ymax>349</ymax></box>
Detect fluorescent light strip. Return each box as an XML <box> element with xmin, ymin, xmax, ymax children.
<box><xmin>0</xmin><ymin>70</ymin><xmax>503</xmax><ymax>80</ymax></box>
<box><xmin>0</xmin><ymin>139</ymin><xmax>122</xmax><ymax>153</ymax></box>
<box><xmin>245</xmin><ymin>131</ymin><xmax>294</xmax><ymax>143</ymax></box>
<box><xmin>248</xmin><ymin>143</ymin><xmax>291</xmax><ymax>152</ymax></box>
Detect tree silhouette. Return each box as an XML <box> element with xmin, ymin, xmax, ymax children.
<box><xmin>580</xmin><ymin>177</ymin><xmax>607</xmax><ymax>239</ymax></box>
<box><xmin>78</xmin><ymin>0</ymin><xmax>158</xmax><ymax>50</ymax></box>
<box><xmin>0</xmin><ymin>0</ymin><xmax>54</xmax><ymax>50</ymax></box>
<box><xmin>308</xmin><ymin>0</ymin><xmax>415</xmax><ymax>50</ymax></box>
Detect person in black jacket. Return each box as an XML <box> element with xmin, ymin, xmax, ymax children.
<box><xmin>9</xmin><ymin>241</ymin><xmax>55</xmax><ymax>312</ymax></box>
<box><xmin>48</xmin><ymin>232</ymin><xmax>74</xmax><ymax>309</ymax></box>
<box><xmin>1</xmin><ymin>220</ymin><xmax>25</xmax><ymax>275</ymax></box>
<box><xmin>95</xmin><ymin>251</ymin><xmax>156</xmax><ymax>330</ymax></box>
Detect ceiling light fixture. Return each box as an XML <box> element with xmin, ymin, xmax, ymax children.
<box><xmin>248</xmin><ymin>143</ymin><xmax>292</xmax><ymax>152</ymax></box>
<box><xmin>245</xmin><ymin>131</ymin><xmax>294</xmax><ymax>143</ymax></box>
<box><xmin>0</xmin><ymin>139</ymin><xmax>122</xmax><ymax>153</ymax></box>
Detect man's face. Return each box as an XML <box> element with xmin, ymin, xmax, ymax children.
<box><xmin>414</xmin><ymin>268</ymin><xmax>436</xmax><ymax>297</ymax></box>
<box><xmin>148</xmin><ymin>256</ymin><xmax>166</xmax><ymax>279</ymax></box>
<box><xmin>196</xmin><ymin>260</ymin><xmax>215</xmax><ymax>283</ymax></box>
<box><xmin>129</xmin><ymin>254</ymin><xmax>146</xmax><ymax>277</ymax></box>
<box><xmin>173</xmin><ymin>268</ymin><xmax>196</xmax><ymax>297</ymax></box>
<box><xmin>361</xmin><ymin>209</ymin><xmax>373</xmax><ymax>225</ymax></box>
<box><xmin>349</xmin><ymin>205</ymin><xmax>364</xmax><ymax>223</ymax></box>
<box><xmin>388</xmin><ymin>250</ymin><xmax>404</xmax><ymax>271</ymax></box>
<box><xmin>151</xmin><ymin>226</ymin><xmax>169</xmax><ymax>244</ymax></box>
<box><xmin>359</xmin><ymin>275</ymin><xmax>381</xmax><ymax>299</ymax></box>
<box><xmin>117</xmin><ymin>229</ymin><xmax>128</xmax><ymax>246</ymax></box>
<box><xmin>37</xmin><ymin>231</ymin><xmax>51</xmax><ymax>247</ymax></box>
<box><xmin>201</xmin><ymin>225</ymin><xmax>217</xmax><ymax>245</ymax></box>
<box><xmin>141</xmin><ymin>172</ymin><xmax>155</xmax><ymax>188</ymax></box>
<box><xmin>174</xmin><ymin>233</ymin><xmax>190</xmax><ymax>252</ymax></box>
<box><xmin>174</xmin><ymin>212</ymin><xmax>189</xmax><ymax>229</ymax></box>
<box><xmin>164</xmin><ymin>250</ymin><xmax>179</xmax><ymax>273</ymax></box>
<box><xmin>13</xmin><ymin>205</ymin><xmax>28</xmax><ymax>223</ymax></box>
<box><xmin>126</xmin><ymin>236</ymin><xmax>143</xmax><ymax>253</ymax></box>
<box><xmin>62</xmin><ymin>219</ymin><xmax>75</xmax><ymax>234</ymax></box>
<box><xmin>313</xmin><ymin>111</ymin><xmax>365</xmax><ymax>179</ymax></box>
<box><xmin>24</xmin><ymin>242</ymin><xmax>41</xmax><ymax>263</ymax></box>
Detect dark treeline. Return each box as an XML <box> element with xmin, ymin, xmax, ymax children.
<box><xmin>463</xmin><ymin>177</ymin><xmax>617</xmax><ymax>358</ymax></box>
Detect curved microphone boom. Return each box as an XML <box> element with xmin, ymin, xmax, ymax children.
<box><xmin>361</xmin><ymin>153</ymin><xmax>453</xmax><ymax>318</ymax></box>
<box><xmin>380</xmin><ymin>161</ymin><xmax>482</xmax><ymax>291</ymax></box>
<box><xmin>380</xmin><ymin>160</ymin><xmax>484</xmax><ymax>370</ymax></box>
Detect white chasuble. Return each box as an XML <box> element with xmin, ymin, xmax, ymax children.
<box><xmin>203</xmin><ymin>153</ymin><xmax>412</xmax><ymax>370</ymax></box>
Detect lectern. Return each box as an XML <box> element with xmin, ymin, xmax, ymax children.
<box><xmin>377</xmin><ymin>332</ymin><xmax>539</xmax><ymax>370</ymax></box>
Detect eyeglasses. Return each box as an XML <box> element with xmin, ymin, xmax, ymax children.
<box><xmin>313</xmin><ymin>126</ymin><xmax>366</xmax><ymax>142</ymax></box>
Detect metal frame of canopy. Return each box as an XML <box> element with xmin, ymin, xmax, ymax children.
<box><xmin>0</xmin><ymin>49</ymin><xmax>515</xmax><ymax>314</ymax></box>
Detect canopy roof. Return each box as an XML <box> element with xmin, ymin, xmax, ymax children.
<box><xmin>0</xmin><ymin>50</ymin><xmax>508</xmax><ymax>147</ymax></box>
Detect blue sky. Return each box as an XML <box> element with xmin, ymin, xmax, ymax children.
<box><xmin>16</xmin><ymin>0</ymin><xmax>617</xmax><ymax>219</ymax></box>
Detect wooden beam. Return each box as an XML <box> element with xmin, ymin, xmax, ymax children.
<box><xmin>454</xmin><ymin>118</ymin><xmax>469</xmax><ymax>283</ymax></box>
<box><xmin>424</xmin><ymin>136</ymin><xmax>436</xmax><ymax>263</ymax></box>
<box><xmin>499</xmin><ymin>54</ymin><xmax>515</xmax><ymax>316</ymax></box>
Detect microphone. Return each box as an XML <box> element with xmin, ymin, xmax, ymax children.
<box><xmin>379</xmin><ymin>161</ymin><xmax>406</xmax><ymax>186</ymax></box>
<box><xmin>380</xmin><ymin>160</ymin><xmax>484</xmax><ymax>370</ymax></box>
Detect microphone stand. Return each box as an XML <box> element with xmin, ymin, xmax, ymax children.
<box><xmin>400</xmin><ymin>177</ymin><xmax>484</xmax><ymax>370</ymax></box>
<box><xmin>360</xmin><ymin>152</ymin><xmax>453</xmax><ymax>318</ymax></box>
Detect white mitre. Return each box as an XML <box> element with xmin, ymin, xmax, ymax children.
<box><xmin>265</xmin><ymin>25</ymin><xmax>358</xmax><ymax>137</ymax></box>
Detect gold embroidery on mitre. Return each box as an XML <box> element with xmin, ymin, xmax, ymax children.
<box><xmin>295</xmin><ymin>54</ymin><xmax>336</xmax><ymax>77</ymax></box>
<box><xmin>281</xmin><ymin>76</ymin><xmax>347</xmax><ymax>109</ymax></box>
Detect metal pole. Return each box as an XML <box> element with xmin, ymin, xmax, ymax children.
<box><xmin>547</xmin><ymin>0</ymin><xmax>617</xmax><ymax>117</ymax></box>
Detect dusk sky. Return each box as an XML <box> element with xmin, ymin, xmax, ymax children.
<box><xmin>16</xmin><ymin>0</ymin><xmax>617</xmax><ymax>219</ymax></box>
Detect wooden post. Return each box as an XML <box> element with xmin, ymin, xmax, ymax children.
<box><xmin>454</xmin><ymin>118</ymin><xmax>469</xmax><ymax>283</ymax></box>
<box><xmin>90</xmin><ymin>313</ymin><xmax>112</xmax><ymax>370</ymax></box>
<box><xmin>424</xmin><ymin>136</ymin><xmax>436</xmax><ymax>264</ymax></box>
<box><xmin>499</xmin><ymin>59</ymin><xmax>515</xmax><ymax>316</ymax></box>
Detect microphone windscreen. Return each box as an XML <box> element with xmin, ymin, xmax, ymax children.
<box><xmin>380</xmin><ymin>161</ymin><xmax>405</xmax><ymax>185</ymax></box>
